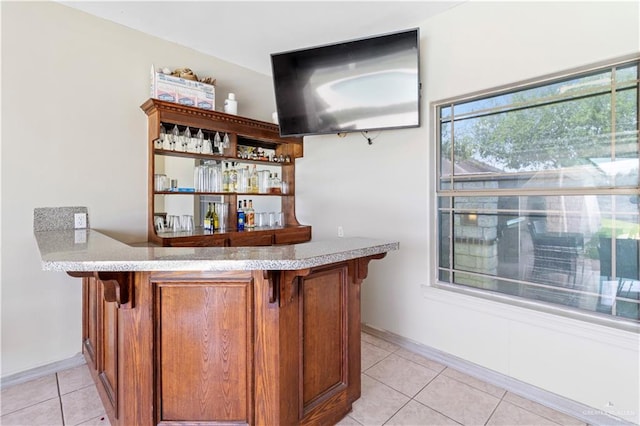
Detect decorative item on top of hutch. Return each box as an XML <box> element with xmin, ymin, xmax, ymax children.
<box><xmin>141</xmin><ymin>98</ymin><xmax>311</xmax><ymax>247</ymax></box>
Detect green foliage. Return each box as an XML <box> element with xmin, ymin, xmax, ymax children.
<box><xmin>444</xmin><ymin>67</ymin><xmax>638</xmax><ymax>171</ymax></box>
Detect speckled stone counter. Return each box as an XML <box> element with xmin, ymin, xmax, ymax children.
<box><xmin>35</xmin><ymin>228</ymin><xmax>398</xmax><ymax>271</ymax></box>
<box><xmin>35</xmin><ymin>227</ymin><xmax>398</xmax><ymax>426</ymax></box>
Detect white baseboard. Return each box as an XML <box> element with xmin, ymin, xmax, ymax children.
<box><xmin>0</xmin><ymin>353</ymin><xmax>86</xmax><ymax>389</ymax></box>
<box><xmin>361</xmin><ymin>323</ymin><xmax>634</xmax><ymax>426</ymax></box>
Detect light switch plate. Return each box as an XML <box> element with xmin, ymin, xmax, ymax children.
<box><xmin>74</xmin><ymin>213</ymin><xmax>87</xmax><ymax>229</ymax></box>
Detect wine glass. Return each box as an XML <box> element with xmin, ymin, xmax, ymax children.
<box><xmin>214</xmin><ymin>132</ymin><xmax>222</xmax><ymax>151</ymax></box>
<box><xmin>170</xmin><ymin>125</ymin><xmax>180</xmax><ymax>150</ymax></box>
<box><xmin>158</xmin><ymin>124</ymin><xmax>167</xmax><ymax>149</ymax></box>
<box><xmin>182</xmin><ymin>127</ymin><xmax>191</xmax><ymax>152</ymax></box>
<box><xmin>196</xmin><ymin>128</ymin><xmax>205</xmax><ymax>153</ymax></box>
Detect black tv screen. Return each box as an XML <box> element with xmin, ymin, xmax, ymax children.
<box><xmin>271</xmin><ymin>28</ymin><xmax>420</xmax><ymax>137</ymax></box>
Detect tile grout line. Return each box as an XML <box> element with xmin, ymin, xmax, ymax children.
<box><xmin>55</xmin><ymin>372</ymin><xmax>66</xmax><ymax>426</ymax></box>
<box><xmin>364</xmin><ymin>334</ymin><xmax>575</xmax><ymax>426</ymax></box>
<box><xmin>501</xmin><ymin>396</ymin><xmax>569</xmax><ymax>426</ymax></box>
<box><xmin>483</xmin><ymin>388</ymin><xmax>507</xmax><ymax>426</ymax></box>
<box><xmin>408</xmin><ymin>367</ymin><xmax>464</xmax><ymax>426</ymax></box>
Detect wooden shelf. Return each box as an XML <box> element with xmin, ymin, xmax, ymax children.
<box><xmin>154</xmin><ymin>191</ymin><xmax>289</xmax><ymax>196</ymax></box>
<box><xmin>143</xmin><ymin>98</ymin><xmax>309</xmax><ymax>247</ymax></box>
<box><xmin>154</xmin><ymin>148</ymin><xmax>291</xmax><ymax>166</ymax></box>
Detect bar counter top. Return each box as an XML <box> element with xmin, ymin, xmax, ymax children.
<box><xmin>35</xmin><ymin>228</ymin><xmax>399</xmax><ymax>272</ymax></box>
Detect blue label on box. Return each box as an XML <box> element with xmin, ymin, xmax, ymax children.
<box><xmin>157</xmin><ymin>93</ymin><xmax>175</xmax><ymax>102</ymax></box>
<box><xmin>197</xmin><ymin>101</ymin><xmax>213</xmax><ymax>110</ymax></box>
<box><xmin>177</xmin><ymin>97</ymin><xmax>195</xmax><ymax>106</ymax></box>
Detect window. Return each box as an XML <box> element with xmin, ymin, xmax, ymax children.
<box><xmin>435</xmin><ymin>56</ymin><xmax>639</xmax><ymax>325</ymax></box>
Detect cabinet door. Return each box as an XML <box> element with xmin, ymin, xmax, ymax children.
<box><xmin>82</xmin><ymin>277</ymin><xmax>98</xmax><ymax>370</ymax></box>
<box><xmin>154</xmin><ymin>276</ymin><xmax>254</xmax><ymax>423</ymax></box>
<box><xmin>300</xmin><ymin>264</ymin><xmax>349</xmax><ymax>415</ymax></box>
<box><xmin>97</xmin><ymin>280</ymin><xmax>118</xmax><ymax>414</ymax></box>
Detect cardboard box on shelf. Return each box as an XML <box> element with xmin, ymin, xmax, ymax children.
<box><xmin>150</xmin><ymin>65</ymin><xmax>215</xmax><ymax>110</ymax></box>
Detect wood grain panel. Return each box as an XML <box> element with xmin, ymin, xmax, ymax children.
<box><xmin>83</xmin><ymin>277</ymin><xmax>97</xmax><ymax>369</ymax></box>
<box><xmin>100</xmin><ymin>296</ymin><xmax>118</xmax><ymax>410</ymax></box>
<box><xmin>228</xmin><ymin>232</ymin><xmax>273</xmax><ymax>247</ymax></box>
<box><xmin>301</xmin><ymin>265</ymin><xmax>348</xmax><ymax>411</ymax></box>
<box><xmin>157</xmin><ymin>282</ymin><xmax>252</xmax><ymax>423</ymax></box>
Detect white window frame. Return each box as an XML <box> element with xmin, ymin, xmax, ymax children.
<box><xmin>431</xmin><ymin>54</ymin><xmax>640</xmax><ymax>332</ymax></box>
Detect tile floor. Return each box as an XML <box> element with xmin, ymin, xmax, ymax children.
<box><xmin>0</xmin><ymin>364</ymin><xmax>109</xmax><ymax>425</ymax></box>
<box><xmin>0</xmin><ymin>332</ymin><xmax>586</xmax><ymax>426</ymax></box>
<box><xmin>338</xmin><ymin>333</ymin><xmax>586</xmax><ymax>426</ymax></box>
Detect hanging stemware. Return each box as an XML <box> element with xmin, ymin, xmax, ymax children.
<box><xmin>214</xmin><ymin>132</ymin><xmax>222</xmax><ymax>152</ymax></box>
<box><xmin>157</xmin><ymin>124</ymin><xmax>167</xmax><ymax>149</ymax></box>
<box><xmin>170</xmin><ymin>124</ymin><xmax>180</xmax><ymax>150</ymax></box>
<box><xmin>196</xmin><ymin>128</ymin><xmax>205</xmax><ymax>153</ymax></box>
<box><xmin>182</xmin><ymin>127</ymin><xmax>191</xmax><ymax>152</ymax></box>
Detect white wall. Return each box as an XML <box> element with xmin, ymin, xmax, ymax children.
<box><xmin>2</xmin><ymin>1</ymin><xmax>639</xmax><ymax>423</ymax></box>
<box><xmin>298</xmin><ymin>1</ymin><xmax>640</xmax><ymax>423</ymax></box>
<box><xmin>1</xmin><ymin>1</ymin><xmax>275</xmax><ymax>377</ymax></box>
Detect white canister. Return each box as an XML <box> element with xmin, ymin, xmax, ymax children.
<box><xmin>224</xmin><ymin>93</ymin><xmax>238</xmax><ymax>115</ymax></box>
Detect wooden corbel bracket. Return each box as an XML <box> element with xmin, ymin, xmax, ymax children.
<box><xmin>355</xmin><ymin>253</ymin><xmax>387</xmax><ymax>285</ymax></box>
<box><xmin>263</xmin><ymin>270</ymin><xmax>279</xmax><ymax>305</ymax></box>
<box><xmin>263</xmin><ymin>269</ymin><xmax>311</xmax><ymax>307</ymax></box>
<box><xmin>280</xmin><ymin>268</ymin><xmax>311</xmax><ymax>307</ymax></box>
<box><xmin>67</xmin><ymin>271</ymin><xmax>134</xmax><ymax>309</ymax></box>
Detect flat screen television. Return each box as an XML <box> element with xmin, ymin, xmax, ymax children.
<box><xmin>271</xmin><ymin>28</ymin><xmax>421</xmax><ymax>137</ymax></box>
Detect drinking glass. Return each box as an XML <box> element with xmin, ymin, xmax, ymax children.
<box><xmin>216</xmin><ymin>202</ymin><xmax>229</xmax><ymax>231</ymax></box>
<box><xmin>154</xmin><ymin>216</ymin><xmax>165</xmax><ymax>232</ymax></box>
<box><xmin>256</xmin><ymin>212</ymin><xmax>267</xmax><ymax>228</ymax></box>
<box><xmin>168</xmin><ymin>215</ymin><xmax>180</xmax><ymax>232</ymax></box>
<box><xmin>181</xmin><ymin>215</ymin><xmax>194</xmax><ymax>232</ymax></box>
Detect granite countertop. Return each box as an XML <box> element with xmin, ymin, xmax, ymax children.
<box><xmin>34</xmin><ymin>229</ymin><xmax>399</xmax><ymax>272</ymax></box>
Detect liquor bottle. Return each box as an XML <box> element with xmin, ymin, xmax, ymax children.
<box><xmin>230</xmin><ymin>164</ymin><xmax>238</xmax><ymax>192</ymax></box>
<box><xmin>249</xmin><ymin>165</ymin><xmax>258</xmax><ymax>193</ymax></box>
<box><xmin>270</xmin><ymin>173</ymin><xmax>282</xmax><ymax>194</ymax></box>
<box><xmin>204</xmin><ymin>203</ymin><xmax>213</xmax><ymax>231</ymax></box>
<box><xmin>246</xmin><ymin>200</ymin><xmax>255</xmax><ymax>229</ymax></box>
<box><xmin>213</xmin><ymin>203</ymin><xmax>219</xmax><ymax>231</ymax></box>
<box><xmin>237</xmin><ymin>200</ymin><xmax>245</xmax><ymax>231</ymax></box>
<box><xmin>222</xmin><ymin>163</ymin><xmax>230</xmax><ymax>192</ymax></box>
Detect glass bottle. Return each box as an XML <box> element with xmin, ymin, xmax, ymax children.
<box><xmin>250</xmin><ymin>165</ymin><xmax>258</xmax><ymax>193</ymax></box>
<box><xmin>237</xmin><ymin>200</ymin><xmax>245</xmax><ymax>231</ymax></box>
<box><xmin>213</xmin><ymin>203</ymin><xmax>219</xmax><ymax>231</ymax></box>
<box><xmin>229</xmin><ymin>164</ymin><xmax>238</xmax><ymax>192</ymax></box>
<box><xmin>271</xmin><ymin>173</ymin><xmax>281</xmax><ymax>194</ymax></box>
<box><xmin>223</xmin><ymin>163</ymin><xmax>230</xmax><ymax>192</ymax></box>
<box><xmin>204</xmin><ymin>203</ymin><xmax>213</xmax><ymax>231</ymax></box>
<box><xmin>245</xmin><ymin>200</ymin><xmax>255</xmax><ymax>229</ymax></box>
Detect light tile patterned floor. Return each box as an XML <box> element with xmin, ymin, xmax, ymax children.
<box><xmin>0</xmin><ymin>365</ymin><xmax>109</xmax><ymax>425</ymax></box>
<box><xmin>0</xmin><ymin>332</ymin><xmax>586</xmax><ymax>425</ymax></box>
<box><xmin>341</xmin><ymin>333</ymin><xmax>586</xmax><ymax>426</ymax></box>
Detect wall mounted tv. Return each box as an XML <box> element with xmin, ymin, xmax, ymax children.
<box><xmin>271</xmin><ymin>28</ymin><xmax>421</xmax><ymax>137</ymax></box>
